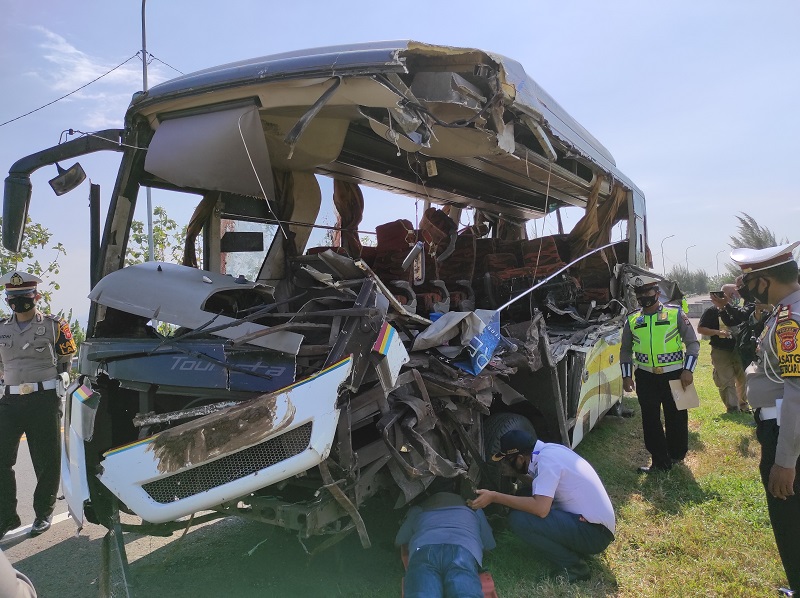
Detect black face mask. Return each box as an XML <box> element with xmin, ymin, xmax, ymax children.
<box><xmin>7</xmin><ymin>296</ymin><xmax>35</xmax><ymax>313</ymax></box>
<box><xmin>748</xmin><ymin>278</ymin><xmax>770</xmax><ymax>305</ymax></box>
<box><xmin>637</xmin><ymin>295</ymin><xmax>658</xmax><ymax>308</ymax></box>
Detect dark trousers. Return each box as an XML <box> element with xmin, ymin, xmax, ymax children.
<box><xmin>635</xmin><ymin>369</ymin><xmax>688</xmax><ymax>469</ymax></box>
<box><xmin>404</xmin><ymin>544</ymin><xmax>483</xmax><ymax>598</ymax></box>
<box><xmin>508</xmin><ymin>508</ymin><xmax>614</xmax><ymax>570</ymax></box>
<box><xmin>0</xmin><ymin>389</ymin><xmax>62</xmax><ymax>521</ymax></box>
<box><xmin>755</xmin><ymin>414</ymin><xmax>800</xmax><ymax>591</ymax></box>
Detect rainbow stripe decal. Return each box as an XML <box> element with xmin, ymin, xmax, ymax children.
<box><xmin>372</xmin><ymin>322</ymin><xmax>395</xmax><ymax>355</ymax></box>
<box><xmin>74</xmin><ymin>385</ymin><xmax>94</xmax><ymax>402</ymax></box>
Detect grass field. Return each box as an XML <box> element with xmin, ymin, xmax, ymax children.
<box><xmin>481</xmin><ymin>339</ymin><xmax>786</xmax><ymax>597</ymax></box>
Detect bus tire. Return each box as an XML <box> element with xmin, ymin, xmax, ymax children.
<box><xmin>482</xmin><ymin>413</ymin><xmax>537</xmax><ymax>493</ymax></box>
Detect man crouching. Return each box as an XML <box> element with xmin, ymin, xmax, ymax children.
<box><xmin>469</xmin><ymin>429</ymin><xmax>615</xmax><ymax>582</ymax></box>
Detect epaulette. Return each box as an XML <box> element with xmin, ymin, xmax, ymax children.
<box><xmin>44</xmin><ymin>313</ymin><xmax>63</xmax><ymax>323</ymax></box>
<box><xmin>776</xmin><ymin>305</ymin><xmax>792</xmax><ymax>323</ymax></box>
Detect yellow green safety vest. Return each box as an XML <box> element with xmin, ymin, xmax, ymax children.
<box><xmin>628</xmin><ymin>305</ymin><xmax>684</xmax><ymax>373</ymax></box>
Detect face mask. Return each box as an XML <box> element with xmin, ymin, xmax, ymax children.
<box><xmin>637</xmin><ymin>295</ymin><xmax>658</xmax><ymax>308</ymax></box>
<box><xmin>7</xmin><ymin>296</ymin><xmax>35</xmax><ymax>313</ymax></box>
<box><xmin>748</xmin><ymin>278</ymin><xmax>770</xmax><ymax>305</ymax></box>
<box><xmin>511</xmin><ymin>456</ymin><xmax>528</xmax><ymax>475</ymax></box>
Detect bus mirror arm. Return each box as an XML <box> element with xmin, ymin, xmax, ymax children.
<box><xmin>2</xmin><ymin>129</ymin><xmax>123</xmax><ymax>252</ymax></box>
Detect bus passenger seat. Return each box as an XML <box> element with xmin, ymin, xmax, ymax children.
<box><xmin>372</xmin><ymin>219</ymin><xmax>419</xmax><ymax>312</ymax></box>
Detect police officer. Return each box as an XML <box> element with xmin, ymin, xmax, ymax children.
<box><xmin>731</xmin><ymin>242</ymin><xmax>800</xmax><ymax>593</ymax></box>
<box><xmin>0</xmin><ymin>271</ymin><xmax>76</xmax><ymax>539</ymax></box>
<box><xmin>620</xmin><ymin>275</ymin><xmax>700</xmax><ymax>473</ymax></box>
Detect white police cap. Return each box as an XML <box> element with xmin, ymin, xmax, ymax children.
<box><xmin>0</xmin><ymin>271</ymin><xmax>43</xmax><ymax>292</ymax></box>
<box><xmin>629</xmin><ymin>274</ymin><xmax>661</xmax><ymax>291</ymax></box>
<box><xmin>730</xmin><ymin>242</ymin><xmax>800</xmax><ymax>275</ymax></box>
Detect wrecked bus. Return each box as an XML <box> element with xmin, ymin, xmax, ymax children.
<box><xmin>4</xmin><ymin>41</ymin><xmax>653</xmax><ymax>553</ymax></box>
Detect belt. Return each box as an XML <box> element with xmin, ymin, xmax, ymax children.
<box><xmin>758</xmin><ymin>406</ymin><xmax>778</xmax><ymax>421</ymax></box>
<box><xmin>635</xmin><ymin>364</ymin><xmax>683</xmax><ymax>374</ymax></box>
<box><xmin>4</xmin><ymin>379</ymin><xmax>58</xmax><ymax>395</ymax></box>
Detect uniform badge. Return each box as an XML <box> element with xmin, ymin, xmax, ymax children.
<box><xmin>634</xmin><ymin>277</ymin><xmax>643</xmax><ymax>287</ymax></box>
<box><xmin>36</xmin><ymin>325</ymin><xmax>46</xmax><ymax>336</ymax></box>
<box><xmin>9</xmin><ymin>273</ymin><xmax>23</xmax><ymax>286</ymax></box>
<box><xmin>776</xmin><ymin>319</ymin><xmax>800</xmax><ymax>377</ymax></box>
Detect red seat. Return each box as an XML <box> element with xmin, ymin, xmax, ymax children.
<box><xmin>438</xmin><ymin>235</ymin><xmax>477</xmax><ymax>311</ymax></box>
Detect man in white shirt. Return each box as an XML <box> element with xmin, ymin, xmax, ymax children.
<box><xmin>469</xmin><ymin>429</ymin><xmax>615</xmax><ymax>582</ymax></box>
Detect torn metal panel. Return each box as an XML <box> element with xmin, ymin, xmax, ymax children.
<box><xmin>147</xmin><ymin>391</ymin><xmax>296</xmax><ymax>474</ymax></box>
<box><xmin>89</xmin><ymin>262</ymin><xmax>303</xmax><ymax>355</ymax></box>
<box><xmin>81</xmin><ymin>338</ymin><xmax>296</xmax><ymax>393</ymax></box>
<box><xmin>95</xmin><ymin>356</ymin><xmax>352</xmax><ymax>524</ymax></box>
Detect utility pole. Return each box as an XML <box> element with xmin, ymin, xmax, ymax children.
<box><xmin>142</xmin><ymin>0</ymin><xmax>154</xmax><ymax>262</ymax></box>
<box><xmin>716</xmin><ymin>250</ymin><xmax>725</xmax><ymax>276</ymax></box>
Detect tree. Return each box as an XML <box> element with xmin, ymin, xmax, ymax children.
<box><xmin>0</xmin><ymin>215</ymin><xmax>66</xmax><ymax>315</ymax></box>
<box><xmin>667</xmin><ymin>265</ymin><xmax>710</xmax><ymax>295</ymax></box>
<box><xmin>726</xmin><ymin>212</ymin><xmax>789</xmax><ymax>277</ymax></box>
<box><xmin>707</xmin><ymin>272</ymin><xmax>737</xmax><ymax>292</ymax></box>
<box><xmin>729</xmin><ymin>213</ymin><xmax>785</xmax><ymax>250</ymax></box>
<box><xmin>126</xmin><ymin>205</ymin><xmax>185</xmax><ymax>266</ymax></box>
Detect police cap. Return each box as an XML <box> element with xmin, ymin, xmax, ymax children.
<box><xmin>730</xmin><ymin>242</ymin><xmax>800</xmax><ymax>276</ymax></box>
<box><xmin>629</xmin><ymin>274</ymin><xmax>661</xmax><ymax>293</ymax></box>
<box><xmin>491</xmin><ymin>429</ymin><xmax>535</xmax><ymax>462</ymax></box>
<box><xmin>0</xmin><ymin>271</ymin><xmax>42</xmax><ymax>294</ymax></box>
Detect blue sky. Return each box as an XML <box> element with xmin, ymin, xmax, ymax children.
<box><xmin>1</xmin><ymin>0</ymin><xmax>799</xmax><ymax>320</ymax></box>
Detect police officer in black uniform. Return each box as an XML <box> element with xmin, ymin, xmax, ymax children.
<box><xmin>0</xmin><ymin>271</ymin><xmax>76</xmax><ymax>539</ymax></box>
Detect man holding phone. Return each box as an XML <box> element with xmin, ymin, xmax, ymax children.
<box><xmin>698</xmin><ymin>291</ymin><xmax>749</xmax><ymax>413</ymax></box>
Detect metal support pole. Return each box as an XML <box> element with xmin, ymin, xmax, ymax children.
<box><xmin>142</xmin><ymin>0</ymin><xmax>154</xmax><ymax>262</ymax></box>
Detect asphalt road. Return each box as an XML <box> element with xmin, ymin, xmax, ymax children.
<box><xmin>2</xmin><ymin>500</ymin><xmax>403</xmax><ymax>598</ymax></box>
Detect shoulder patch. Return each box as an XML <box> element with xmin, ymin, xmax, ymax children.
<box><xmin>776</xmin><ymin>319</ymin><xmax>800</xmax><ymax>377</ymax></box>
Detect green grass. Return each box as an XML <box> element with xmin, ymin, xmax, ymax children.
<box><xmin>480</xmin><ymin>340</ymin><xmax>786</xmax><ymax>597</ymax></box>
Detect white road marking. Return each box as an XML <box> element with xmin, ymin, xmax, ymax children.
<box><xmin>0</xmin><ymin>511</ymin><xmax>72</xmax><ymax>544</ymax></box>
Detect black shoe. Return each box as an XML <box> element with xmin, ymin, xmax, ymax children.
<box><xmin>637</xmin><ymin>465</ymin><xmax>671</xmax><ymax>474</ymax></box>
<box><xmin>563</xmin><ymin>561</ymin><xmax>591</xmax><ymax>582</ymax></box>
<box><xmin>30</xmin><ymin>516</ymin><xmax>52</xmax><ymax>536</ymax></box>
<box><xmin>0</xmin><ymin>514</ymin><xmax>22</xmax><ymax>539</ymax></box>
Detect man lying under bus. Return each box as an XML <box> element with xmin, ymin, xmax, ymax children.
<box><xmin>396</xmin><ymin>489</ymin><xmax>495</xmax><ymax>598</ymax></box>
<box><xmin>468</xmin><ymin>429</ymin><xmax>615</xmax><ymax>582</ymax></box>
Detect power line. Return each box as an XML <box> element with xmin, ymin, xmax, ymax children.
<box><xmin>148</xmin><ymin>54</ymin><xmax>184</xmax><ymax>76</ymax></box>
<box><xmin>0</xmin><ymin>53</ymin><xmax>140</xmax><ymax>129</ymax></box>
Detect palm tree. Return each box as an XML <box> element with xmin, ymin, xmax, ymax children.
<box><xmin>726</xmin><ymin>213</ymin><xmax>791</xmax><ymax>277</ymax></box>
<box><xmin>728</xmin><ymin>213</ymin><xmax>784</xmax><ymax>250</ymax></box>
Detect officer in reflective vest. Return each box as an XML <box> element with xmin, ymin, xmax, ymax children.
<box><xmin>0</xmin><ymin>271</ymin><xmax>77</xmax><ymax>539</ymax></box>
<box><xmin>620</xmin><ymin>275</ymin><xmax>700</xmax><ymax>473</ymax></box>
<box><xmin>731</xmin><ymin>242</ymin><xmax>800</xmax><ymax>594</ymax></box>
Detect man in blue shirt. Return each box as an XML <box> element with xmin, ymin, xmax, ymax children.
<box><xmin>396</xmin><ymin>491</ymin><xmax>495</xmax><ymax>598</ymax></box>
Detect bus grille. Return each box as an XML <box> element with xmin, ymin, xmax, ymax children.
<box><xmin>142</xmin><ymin>422</ymin><xmax>313</xmax><ymax>504</ymax></box>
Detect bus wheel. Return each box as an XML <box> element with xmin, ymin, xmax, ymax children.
<box><xmin>482</xmin><ymin>413</ymin><xmax>537</xmax><ymax>494</ymax></box>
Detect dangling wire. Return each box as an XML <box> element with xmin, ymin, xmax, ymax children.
<box><xmin>238</xmin><ymin>108</ymin><xmax>287</xmax><ymax>240</ymax></box>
